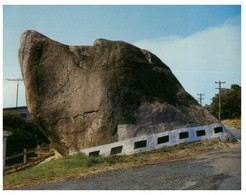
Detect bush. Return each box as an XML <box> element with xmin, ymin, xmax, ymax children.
<box><xmin>105</xmin><ymin>155</ymin><xmax>126</xmax><ymax>164</ymax></box>
<box><xmin>86</xmin><ymin>156</ymin><xmax>104</xmax><ymax>167</ymax></box>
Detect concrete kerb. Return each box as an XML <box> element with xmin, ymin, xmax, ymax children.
<box><xmin>69</xmin><ymin>123</ymin><xmax>235</xmax><ymax>157</ymax></box>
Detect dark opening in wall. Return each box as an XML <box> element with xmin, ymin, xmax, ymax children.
<box><xmin>89</xmin><ymin>151</ymin><xmax>100</xmax><ymax>157</ymax></box>
<box><xmin>110</xmin><ymin>146</ymin><xmax>123</xmax><ymax>155</ymax></box>
<box><xmin>196</xmin><ymin>130</ymin><xmax>206</xmax><ymax>137</ymax></box>
<box><xmin>157</xmin><ymin>135</ymin><xmax>169</xmax><ymax>144</ymax></box>
<box><xmin>134</xmin><ymin>140</ymin><xmax>147</xmax><ymax>149</ymax></box>
<box><xmin>179</xmin><ymin>132</ymin><xmax>189</xmax><ymax>139</ymax></box>
<box><xmin>214</xmin><ymin>127</ymin><xmax>223</xmax><ymax>134</ymax></box>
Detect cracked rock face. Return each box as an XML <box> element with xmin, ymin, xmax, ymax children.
<box><xmin>19</xmin><ymin>30</ymin><xmax>217</xmax><ymax>155</ymax></box>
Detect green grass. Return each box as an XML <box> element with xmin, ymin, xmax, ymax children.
<box><xmin>3</xmin><ymin>138</ymin><xmax>239</xmax><ymax>189</ymax></box>
<box><xmin>3</xmin><ymin>152</ymin><xmax>130</xmax><ymax>189</ymax></box>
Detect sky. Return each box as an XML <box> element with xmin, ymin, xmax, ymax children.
<box><xmin>2</xmin><ymin>4</ymin><xmax>241</xmax><ymax>108</ymax></box>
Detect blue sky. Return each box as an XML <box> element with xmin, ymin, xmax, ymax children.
<box><xmin>2</xmin><ymin>5</ymin><xmax>241</xmax><ymax>107</ymax></box>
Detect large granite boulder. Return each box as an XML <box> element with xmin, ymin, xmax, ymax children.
<box><xmin>19</xmin><ymin>30</ymin><xmax>217</xmax><ymax>155</ymax></box>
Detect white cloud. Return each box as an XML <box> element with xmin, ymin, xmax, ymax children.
<box><xmin>134</xmin><ymin>17</ymin><xmax>241</xmax><ymax>105</ymax></box>
<box><xmin>134</xmin><ymin>25</ymin><xmax>240</xmax><ymax>73</ymax></box>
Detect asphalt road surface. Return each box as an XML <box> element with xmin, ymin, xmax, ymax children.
<box><xmin>228</xmin><ymin>129</ymin><xmax>241</xmax><ymax>140</ymax></box>
<box><xmin>17</xmin><ymin>129</ymin><xmax>241</xmax><ymax>190</ymax></box>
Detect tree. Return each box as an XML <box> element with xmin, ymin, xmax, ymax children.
<box><xmin>3</xmin><ymin>111</ymin><xmax>49</xmax><ymax>156</ymax></box>
<box><xmin>208</xmin><ymin>84</ymin><xmax>241</xmax><ymax>120</ymax></box>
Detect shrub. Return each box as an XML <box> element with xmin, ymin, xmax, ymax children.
<box><xmin>86</xmin><ymin>156</ymin><xmax>104</xmax><ymax>167</ymax></box>
<box><xmin>105</xmin><ymin>155</ymin><xmax>126</xmax><ymax>164</ymax></box>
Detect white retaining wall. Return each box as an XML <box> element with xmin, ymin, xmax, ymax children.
<box><xmin>70</xmin><ymin>123</ymin><xmax>234</xmax><ymax>157</ymax></box>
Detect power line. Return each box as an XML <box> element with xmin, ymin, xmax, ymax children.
<box><xmin>197</xmin><ymin>93</ymin><xmax>205</xmax><ymax>106</ymax></box>
<box><xmin>215</xmin><ymin>81</ymin><xmax>225</xmax><ymax>122</ymax></box>
<box><xmin>6</xmin><ymin>78</ymin><xmax>23</xmax><ymax>108</ymax></box>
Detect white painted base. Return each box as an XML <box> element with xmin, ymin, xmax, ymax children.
<box><xmin>70</xmin><ymin>123</ymin><xmax>234</xmax><ymax>157</ymax></box>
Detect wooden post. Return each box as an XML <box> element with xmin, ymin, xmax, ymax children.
<box><xmin>3</xmin><ymin>131</ymin><xmax>12</xmax><ymax>172</ymax></box>
<box><xmin>37</xmin><ymin>145</ymin><xmax>40</xmax><ymax>158</ymax></box>
<box><xmin>3</xmin><ymin>137</ymin><xmax>7</xmax><ymax>171</ymax></box>
<box><xmin>215</xmin><ymin>81</ymin><xmax>225</xmax><ymax>122</ymax></box>
<box><xmin>23</xmin><ymin>149</ymin><xmax>27</xmax><ymax>163</ymax></box>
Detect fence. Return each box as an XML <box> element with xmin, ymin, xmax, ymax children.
<box><xmin>4</xmin><ymin>144</ymin><xmax>54</xmax><ymax>174</ymax></box>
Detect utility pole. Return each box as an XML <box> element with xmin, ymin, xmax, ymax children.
<box><xmin>215</xmin><ymin>81</ymin><xmax>225</xmax><ymax>122</ymax></box>
<box><xmin>6</xmin><ymin>78</ymin><xmax>23</xmax><ymax>108</ymax></box>
<box><xmin>197</xmin><ymin>93</ymin><xmax>205</xmax><ymax>106</ymax></box>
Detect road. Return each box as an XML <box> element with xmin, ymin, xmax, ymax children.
<box><xmin>17</xmin><ymin>129</ymin><xmax>241</xmax><ymax>190</ymax></box>
<box><xmin>228</xmin><ymin>129</ymin><xmax>241</xmax><ymax>140</ymax></box>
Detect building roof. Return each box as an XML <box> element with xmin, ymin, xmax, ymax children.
<box><xmin>3</xmin><ymin>106</ymin><xmax>27</xmax><ymax>111</ymax></box>
<box><xmin>3</xmin><ymin>131</ymin><xmax>12</xmax><ymax>137</ymax></box>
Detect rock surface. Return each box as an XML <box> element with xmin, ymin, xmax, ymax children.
<box><xmin>19</xmin><ymin>30</ymin><xmax>217</xmax><ymax>155</ymax></box>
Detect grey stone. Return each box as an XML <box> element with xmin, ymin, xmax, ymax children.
<box><xmin>18</xmin><ymin>30</ymin><xmax>217</xmax><ymax>155</ymax></box>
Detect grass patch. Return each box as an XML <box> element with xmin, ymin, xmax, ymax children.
<box><xmin>104</xmin><ymin>155</ymin><xmax>126</xmax><ymax>165</ymax></box>
<box><xmin>86</xmin><ymin>156</ymin><xmax>105</xmax><ymax>167</ymax></box>
<box><xmin>221</xmin><ymin>119</ymin><xmax>241</xmax><ymax>126</ymax></box>
<box><xmin>3</xmin><ymin>138</ymin><xmax>240</xmax><ymax>190</ymax></box>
